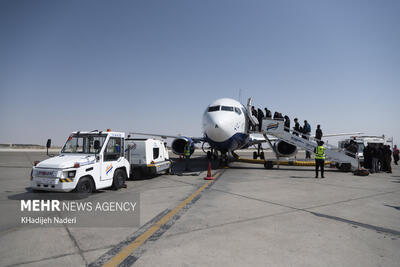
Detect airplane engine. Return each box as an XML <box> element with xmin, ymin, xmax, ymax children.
<box><xmin>275</xmin><ymin>140</ymin><xmax>297</xmax><ymax>157</ymax></box>
<box><xmin>171</xmin><ymin>137</ymin><xmax>195</xmax><ymax>156</ymax></box>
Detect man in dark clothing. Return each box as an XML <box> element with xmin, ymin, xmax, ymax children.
<box><xmin>274</xmin><ymin>112</ymin><xmax>283</xmax><ymax>120</ymax></box>
<box><xmin>315</xmin><ymin>124</ymin><xmax>323</xmax><ymax>140</ymax></box>
<box><xmin>393</xmin><ymin>145</ymin><xmax>399</xmax><ymax>165</ymax></box>
<box><xmin>346</xmin><ymin>140</ymin><xmax>358</xmax><ymax>158</ymax></box>
<box><xmin>257</xmin><ymin>108</ymin><xmax>264</xmax><ymax>131</ymax></box>
<box><xmin>384</xmin><ymin>145</ymin><xmax>392</xmax><ymax>173</ymax></box>
<box><xmin>293</xmin><ymin>118</ymin><xmax>300</xmax><ymax>136</ymax></box>
<box><xmin>378</xmin><ymin>145</ymin><xmax>385</xmax><ymax>172</ymax></box>
<box><xmin>284</xmin><ymin>115</ymin><xmax>290</xmax><ymax>132</ymax></box>
<box><xmin>303</xmin><ymin>120</ymin><xmax>311</xmax><ymax>158</ymax></box>
<box><xmin>251</xmin><ymin>106</ymin><xmax>257</xmax><ymax>131</ymax></box>
<box><xmin>363</xmin><ymin>145</ymin><xmax>371</xmax><ymax>169</ymax></box>
<box><xmin>371</xmin><ymin>146</ymin><xmax>379</xmax><ymax>173</ymax></box>
<box><xmin>303</xmin><ymin>120</ymin><xmax>311</xmax><ymax>139</ymax></box>
<box><xmin>264</xmin><ymin>108</ymin><xmax>272</xmax><ymax>118</ymax></box>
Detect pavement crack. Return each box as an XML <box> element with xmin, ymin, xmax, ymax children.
<box><xmin>6</xmin><ymin>252</ymin><xmax>79</xmax><ymax>267</ymax></box>
<box><xmin>164</xmin><ymin>209</ymin><xmax>304</xmax><ymax>238</ymax></box>
<box><xmin>64</xmin><ymin>225</ymin><xmax>88</xmax><ymax>266</ymax></box>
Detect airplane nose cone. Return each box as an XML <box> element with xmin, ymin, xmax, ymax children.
<box><xmin>203</xmin><ymin>113</ymin><xmax>233</xmax><ymax>142</ymax></box>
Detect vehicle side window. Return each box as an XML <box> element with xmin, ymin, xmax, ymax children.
<box><xmin>104</xmin><ymin>137</ymin><xmax>123</xmax><ymax>161</ymax></box>
<box><xmin>88</xmin><ymin>136</ymin><xmax>106</xmax><ymax>154</ymax></box>
<box><xmin>153</xmin><ymin>147</ymin><xmax>159</xmax><ymax>159</ymax></box>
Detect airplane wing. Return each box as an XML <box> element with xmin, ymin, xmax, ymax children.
<box><xmin>129</xmin><ymin>132</ymin><xmax>204</xmax><ymax>143</ymax></box>
<box><xmin>248</xmin><ymin>133</ymin><xmax>278</xmax><ymax>146</ymax></box>
<box><xmin>323</xmin><ymin>132</ymin><xmax>363</xmax><ymax>137</ymax></box>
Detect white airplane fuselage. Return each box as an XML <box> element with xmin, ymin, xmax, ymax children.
<box><xmin>202</xmin><ymin>98</ymin><xmax>250</xmax><ymax>153</ymax></box>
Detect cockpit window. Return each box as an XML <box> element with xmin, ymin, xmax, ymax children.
<box><xmin>234</xmin><ymin>107</ymin><xmax>242</xmax><ymax>115</ymax></box>
<box><xmin>208</xmin><ymin>106</ymin><xmax>220</xmax><ymax>112</ymax></box>
<box><xmin>221</xmin><ymin>106</ymin><xmax>234</xmax><ymax>111</ymax></box>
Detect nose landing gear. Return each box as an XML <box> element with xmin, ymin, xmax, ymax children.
<box><xmin>253</xmin><ymin>144</ymin><xmax>265</xmax><ymax>160</ymax></box>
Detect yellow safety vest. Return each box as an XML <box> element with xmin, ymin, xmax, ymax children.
<box><xmin>315</xmin><ymin>146</ymin><xmax>325</xmax><ymax>160</ymax></box>
<box><xmin>184</xmin><ymin>143</ymin><xmax>191</xmax><ymax>157</ymax></box>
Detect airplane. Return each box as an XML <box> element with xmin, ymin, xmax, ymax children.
<box><xmin>131</xmin><ymin>97</ymin><xmax>362</xmax><ymax>165</ymax></box>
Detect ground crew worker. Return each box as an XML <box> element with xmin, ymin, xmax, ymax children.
<box><xmin>184</xmin><ymin>142</ymin><xmax>191</xmax><ymax>171</ymax></box>
<box><xmin>314</xmin><ymin>141</ymin><xmax>325</xmax><ymax>178</ymax></box>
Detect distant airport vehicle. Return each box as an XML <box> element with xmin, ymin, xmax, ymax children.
<box><xmin>30</xmin><ymin>130</ymin><xmax>170</xmax><ymax>193</ymax></box>
<box><xmin>126</xmin><ymin>138</ymin><xmax>171</xmax><ymax>176</ymax></box>
<box><xmin>338</xmin><ymin>135</ymin><xmax>392</xmax><ymax>166</ymax></box>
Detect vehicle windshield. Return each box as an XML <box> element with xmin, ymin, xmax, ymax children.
<box><xmin>357</xmin><ymin>143</ymin><xmax>365</xmax><ymax>153</ymax></box>
<box><xmin>61</xmin><ymin>134</ymin><xmax>107</xmax><ymax>154</ymax></box>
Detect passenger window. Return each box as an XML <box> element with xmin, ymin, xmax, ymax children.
<box><xmin>153</xmin><ymin>147</ymin><xmax>159</xmax><ymax>159</ymax></box>
<box><xmin>208</xmin><ymin>106</ymin><xmax>220</xmax><ymax>112</ymax></box>
<box><xmin>234</xmin><ymin>107</ymin><xmax>242</xmax><ymax>115</ymax></box>
<box><xmin>221</xmin><ymin>106</ymin><xmax>234</xmax><ymax>111</ymax></box>
<box><xmin>104</xmin><ymin>137</ymin><xmax>123</xmax><ymax>161</ymax></box>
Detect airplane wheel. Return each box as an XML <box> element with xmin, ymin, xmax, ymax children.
<box><xmin>253</xmin><ymin>151</ymin><xmax>258</xmax><ymax>159</ymax></box>
<box><xmin>207</xmin><ymin>151</ymin><xmax>212</xmax><ymax>160</ymax></box>
<box><xmin>264</xmin><ymin>161</ymin><xmax>273</xmax><ymax>169</ymax></box>
<box><xmin>212</xmin><ymin>152</ymin><xmax>218</xmax><ymax>160</ymax></box>
<box><xmin>339</xmin><ymin>163</ymin><xmax>351</xmax><ymax>172</ymax></box>
<box><xmin>260</xmin><ymin>152</ymin><xmax>265</xmax><ymax>160</ymax></box>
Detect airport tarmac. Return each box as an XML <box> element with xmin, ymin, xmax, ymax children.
<box><xmin>0</xmin><ymin>150</ymin><xmax>399</xmax><ymax>266</ymax></box>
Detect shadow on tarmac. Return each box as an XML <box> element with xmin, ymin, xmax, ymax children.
<box><xmin>7</xmin><ymin>188</ymin><xmax>101</xmax><ymax>201</ymax></box>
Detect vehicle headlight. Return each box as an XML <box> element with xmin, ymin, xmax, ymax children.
<box><xmin>67</xmin><ymin>171</ymin><xmax>76</xmax><ymax>178</ymax></box>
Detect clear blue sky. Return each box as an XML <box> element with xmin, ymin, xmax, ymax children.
<box><xmin>0</xmin><ymin>0</ymin><xmax>399</xmax><ymax>146</ymax></box>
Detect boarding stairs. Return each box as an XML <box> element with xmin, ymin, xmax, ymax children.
<box><xmin>259</xmin><ymin>118</ymin><xmax>359</xmax><ymax>170</ymax></box>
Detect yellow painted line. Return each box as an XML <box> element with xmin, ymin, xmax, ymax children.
<box><xmin>102</xmin><ymin>172</ymin><xmax>220</xmax><ymax>267</ymax></box>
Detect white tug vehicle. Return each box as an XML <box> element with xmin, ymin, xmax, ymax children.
<box><xmin>30</xmin><ymin>130</ymin><xmax>171</xmax><ymax>193</ymax></box>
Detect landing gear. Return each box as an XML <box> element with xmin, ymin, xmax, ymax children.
<box><xmin>219</xmin><ymin>152</ymin><xmax>229</xmax><ymax>167</ymax></box>
<box><xmin>264</xmin><ymin>161</ymin><xmax>274</xmax><ymax>169</ymax></box>
<box><xmin>253</xmin><ymin>144</ymin><xmax>265</xmax><ymax>160</ymax></box>
<box><xmin>206</xmin><ymin>149</ymin><xmax>218</xmax><ymax>160</ymax></box>
<box><xmin>212</xmin><ymin>150</ymin><xmax>218</xmax><ymax>160</ymax></box>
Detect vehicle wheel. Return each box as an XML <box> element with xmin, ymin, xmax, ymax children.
<box><xmin>207</xmin><ymin>151</ymin><xmax>212</xmax><ymax>160</ymax></box>
<box><xmin>166</xmin><ymin>165</ymin><xmax>172</xmax><ymax>174</ymax></box>
<box><xmin>264</xmin><ymin>161</ymin><xmax>273</xmax><ymax>169</ymax></box>
<box><xmin>112</xmin><ymin>169</ymin><xmax>126</xmax><ymax>190</ymax></box>
<box><xmin>253</xmin><ymin>151</ymin><xmax>258</xmax><ymax>159</ymax></box>
<box><xmin>74</xmin><ymin>177</ymin><xmax>95</xmax><ymax>193</ymax></box>
<box><xmin>340</xmin><ymin>163</ymin><xmax>351</xmax><ymax>172</ymax></box>
<box><xmin>260</xmin><ymin>152</ymin><xmax>265</xmax><ymax>160</ymax></box>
